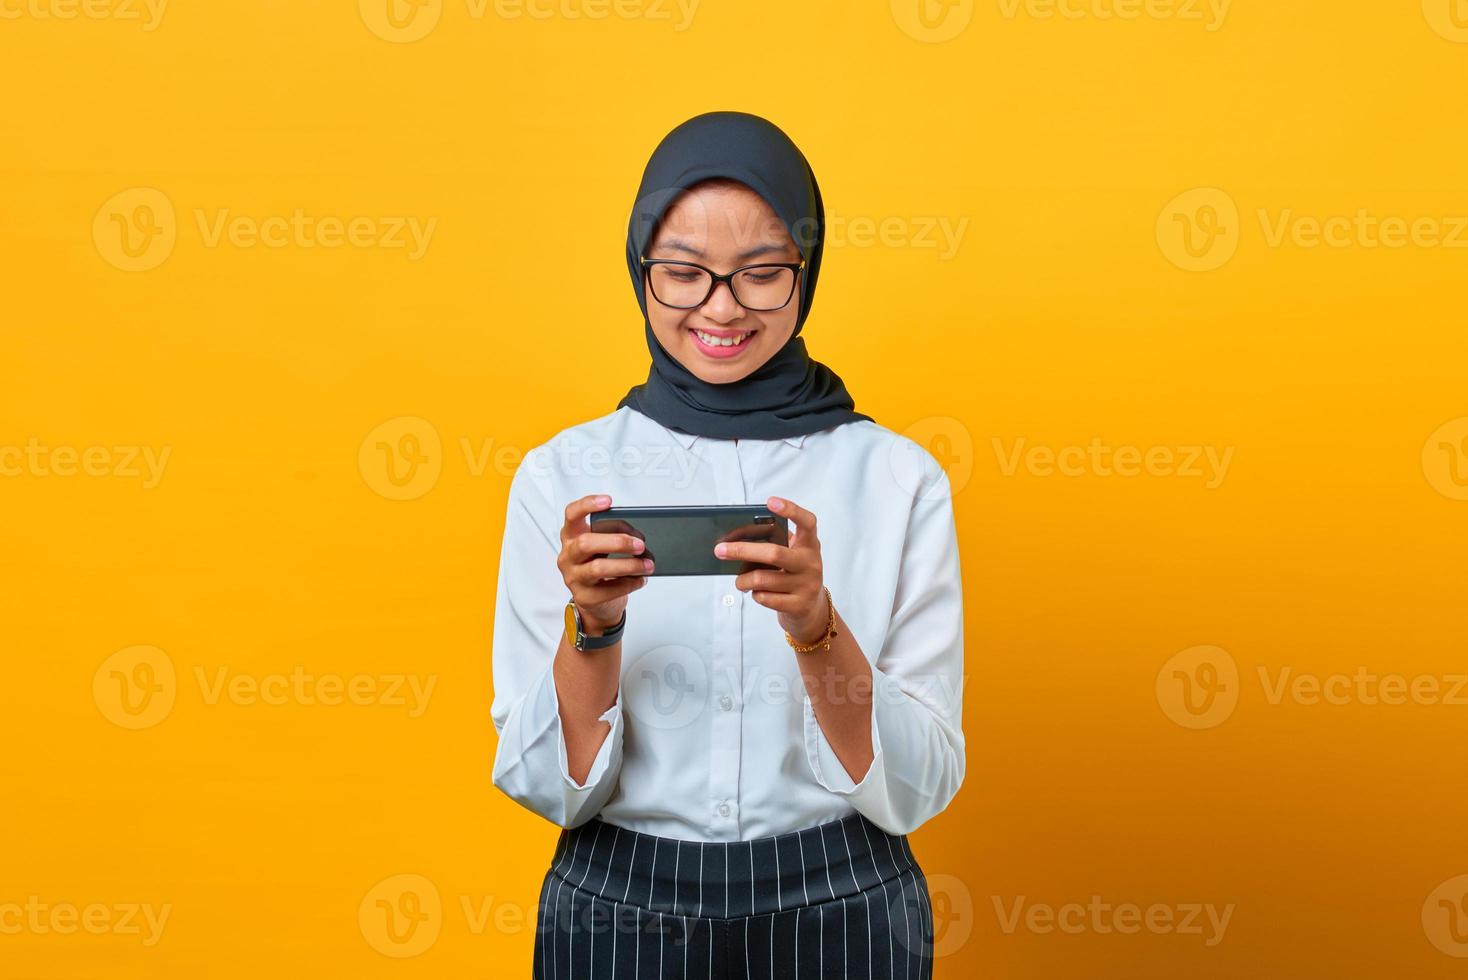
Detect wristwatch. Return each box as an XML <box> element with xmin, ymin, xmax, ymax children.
<box><xmin>564</xmin><ymin>599</ymin><xmax>626</xmax><ymax>652</ymax></box>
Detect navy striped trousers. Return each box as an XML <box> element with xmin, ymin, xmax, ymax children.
<box><xmin>532</xmin><ymin>812</ymin><xmax>935</xmax><ymax>979</ymax></box>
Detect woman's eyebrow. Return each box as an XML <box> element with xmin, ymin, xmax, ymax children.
<box><xmin>736</xmin><ymin>242</ymin><xmax>795</xmax><ymax>261</ymax></box>
<box><xmin>650</xmin><ymin>239</ymin><xmax>796</xmax><ymax>260</ymax></box>
<box><xmin>651</xmin><ymin>238</ymin><xmax>703</xmax><ymax>257</ymax></box>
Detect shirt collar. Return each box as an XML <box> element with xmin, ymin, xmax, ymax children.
<box><xmin>667</xmin><ymin>427</ymin><xmax>809</xmax><ymax>451</ymax></box>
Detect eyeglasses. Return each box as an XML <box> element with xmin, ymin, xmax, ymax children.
<box><xmin>640</xmin><ymin>257</ymin><xmax>804</xmax><ymax>312</ymax></box>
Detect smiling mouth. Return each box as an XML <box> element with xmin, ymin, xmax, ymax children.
<box><xmin>689</xmin><ymin>328</ymin><xmax>757</xmax><ymax>352</ymax></box>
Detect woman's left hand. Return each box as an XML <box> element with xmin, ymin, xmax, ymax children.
<box><xmin>716</xmin><ymin>496</ymin><xmax>829</xmax><ymax>644</ymax></box>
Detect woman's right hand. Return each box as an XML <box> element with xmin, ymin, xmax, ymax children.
<box><xmin>557</xmin><ymin>494</ymin><xmax>652</xmax><ymax>634</ymax></box>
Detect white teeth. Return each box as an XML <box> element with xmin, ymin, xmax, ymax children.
<box><xmin>693</xmin><ymin>329</ymin><xmax>751</xmax><ymax>348</ymax></box>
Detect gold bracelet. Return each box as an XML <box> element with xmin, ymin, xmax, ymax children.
<box><xmin>786</xmin><ymin>587</ymin><xmax>837</xmax><ymax>654</ymax></box>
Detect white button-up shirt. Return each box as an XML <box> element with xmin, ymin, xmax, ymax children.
<box><xmin>490</xmin><ymin>406</ymin><xmax>965</xmax><ymax>840</ymax></box>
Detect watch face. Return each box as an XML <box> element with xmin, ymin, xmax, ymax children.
<box><xmin>564</xmin><ymin>602</ymin><xmax>579</xmax><ymax>646</ymax></box>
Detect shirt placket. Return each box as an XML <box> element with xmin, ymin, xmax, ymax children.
<box><xmin>706</xmin><ymin>438</ymin><xmax>746</xmax><ymax>839</ymax></box>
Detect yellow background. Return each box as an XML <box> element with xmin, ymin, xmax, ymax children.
<box><xmin>4</xmin><ymin>0</ymin><xmax>1467</xmax><ymax>976</ymax></box>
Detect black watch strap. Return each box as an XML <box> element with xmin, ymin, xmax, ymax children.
<box><xmin>571</xmin><ymin>604</ymin><xmax>626</xmax><ymax>651</ymax></box>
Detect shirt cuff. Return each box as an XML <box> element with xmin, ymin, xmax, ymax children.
<box><xmin>556</xmin><ymin>692</ymin><xmax>623</xmax><ymax>791</ymax></box>
<box><xmin>802</xmin><ymin>685</ymin><xmax>882</xmax><ymax>795</ymax></box>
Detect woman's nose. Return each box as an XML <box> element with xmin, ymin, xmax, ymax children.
<box><xmin>700</xmin><ymin>280</ymin><xmax>745</xmax><ymax>323</ymax></box>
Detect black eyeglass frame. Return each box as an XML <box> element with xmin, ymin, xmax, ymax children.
<box><xmin>640</xmin><ymin>257</ymin><xmax>806</xmax><ymax>312</ymax></box>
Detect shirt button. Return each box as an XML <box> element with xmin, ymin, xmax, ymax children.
<box><xmin>722</xmin><ymin>594</ymin><xmax>735</xmax><ymax>607</ymax></box>
<box><xmin>717</xmin><ymin>802</ymin><xmax>731</xmax><ymax>818</ymax></box>
<box><xmin>718</xmin><ymin>695</ymin><xmax>733</xmax><ymax>712</ymax></box>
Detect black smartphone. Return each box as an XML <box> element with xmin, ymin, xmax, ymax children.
<box><xmin>589</xmin><ymin>505</ymin><xmax>789</xmax><ymax>577</ymax></box>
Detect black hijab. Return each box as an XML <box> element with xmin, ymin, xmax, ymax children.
<box><xmin>617</xmin><ymin>111</ymin><xmax>872</xmax><ymax>440</ymax></box>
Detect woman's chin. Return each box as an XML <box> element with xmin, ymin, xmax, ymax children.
<box><xmin>681</xmin><ymin>346</ymin><xmax>770</xmax><ymax>384</ymax></box>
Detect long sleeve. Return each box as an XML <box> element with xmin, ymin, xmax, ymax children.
<box><xmin>802</xmin><ymin>463</ymin><xmax>967</xmax><ymax>835</ymax></box>
<box><xmin>490</xmin><ymin>454</ymin><xmax>624</xmax><ymax>828</ymax></box>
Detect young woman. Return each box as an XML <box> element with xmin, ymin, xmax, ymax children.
<box><xmin>491</xmin><ymin>111</ymin><xmax>965</xmax><ymax>979</ymax></box>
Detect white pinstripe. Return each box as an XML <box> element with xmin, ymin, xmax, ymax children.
<box><xmin>649</xmin><ymin>839</ymin><xmax>660</xmax><ymax>908</ymax></box>
<box><xmin>600</xmin><ymin>827</ymin><xmax>620</xmax><ymax>894</ymax></box>
<box><xmin>769</xmin><ymin>912</ymin><xmax>775</xmax><ymax>980</ymax></box>
<box><xmin>773</xmin><ymin>840</ymin><xmax>783</xmax><ymax>913</ymax></box>
<box><xmin>550</xmin><ymin>875</ymin><xmax>564</xmax><ymax>980</ymax></box>
<box><xmin>581</xmin><ymin>827</ymin><xmax>603</xmax><ymax>979</ymax></box>
<box><xmin>880</xmin><ymin>879</ymin><xmax>894</xmax><ymax>980</ymax></box>
<box><xmin>623</xmin><ymin>837</ymin><xmax>640</xmax><ymax>903</ymax></box>
<box><xmin>841</xmin><ymin>895</ymin><xmax>849</xmax><ymax>978</ymax></box>
<box><xmin>914</xmin><ymin>871</ymin><xmax>933</xmax><ymax>976</ymax></box>
<box><xmin>797</xmin><ymin>832</ymin><xmax>810</xmax><ymax>905</ymax></box>
<box><xmin>840</xmin><ymin>820</ymin><xmax>860</xmax><ymax>892</ymax></box>
<box><xmin>748</xmin><ymin>844</ymin><xmax>755</xmax><ymax>919</ymax></box>
<box><xmin>565</xmin><ymin>874</ymin><xmax>574</xmax><ymax>979</ymax></box>
<box><xmin>551</xmin><ymin>830</ymin><xmax>568</xmax><ymax>874</ymax></box>
<box><xmin>795</xmin><ymin>907</ymin><xmax>802</xmax><ymax>978</ymax></box>
<box><xmin>818</xmin><ymin>827</ymin><xmax>835</xmax><ymax>901</ymax></box>
<box><xmin>898</xmin><ymin>873</ymin><xmax>912</xmax><ymax>980</ymax></box>
<box><xmin>579</xmin><ymin>824</ymin><xmax>603</xmax><ymax>888</ymax></box>
<box><xmin>862</xmin><ymin>891</ymin><xmax>872</xmax><ymax>980</ymax></box>
<box><xmin>857</xmin><ymin>819</ymin><xmax>882</xmax><ymax>888</ymax></box>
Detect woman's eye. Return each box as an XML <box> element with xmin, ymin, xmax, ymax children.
<box><xmin>742</xmin><ymin>271</ymin><xmax>778</xmax><ymax>283</ymax></box>
<box><xmin>666</xmin><ymin>271</ymin><xmax>702</xmax><ymax>282</ymax></box>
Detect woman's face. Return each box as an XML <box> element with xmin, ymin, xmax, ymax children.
<box><xmin>644</xmin><ymin>180</ymin><xmax>803</xmax><ymax>384</ymax></box>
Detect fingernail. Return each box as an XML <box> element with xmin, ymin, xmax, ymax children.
<box><xmin>643</xmin><ymin>559</ymin><xmax>654</xmax><ymax>571</ymax></box>
<box><xmin>714</xmin><ymin>544</ymin><xmax>728</xmax><ymax>558</ymax></box>
<box><xmin>596</xmin><ymin>495</ymin><xmax>611</xmax><ymax>506</ymax></box>
<box><xmin>768</xmin><ymin>498</ymin><xmax>783</xmax><ymax>512</ymax></box>
<box><xmin>632</xmin><ymin>539</ymin><xmax>644</xmax><ymax>553</ymax></box>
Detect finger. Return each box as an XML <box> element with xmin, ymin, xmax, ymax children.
<box><xmin>715</xmin><ymin>541</ymin><xmax>801</xmax><ymax>570</ymax></box>
<box><xmin>561</xmin><ymin>494</ymin><xmax>613</xmax><ymax>543</ymax></box>
<box><xmin>734</xmin><ymin>569</ymin><xmax>798</xmax><ymax>594</ymax></box>
<box><xmin>574</xmin><ymin>578</ymin><xmax>646</xmax><ymax>606</ymax></box>
<box><xmin>572</xmin><ymin>532</ymin><xmax>645</xmax><ymax>560</ymax></box>
<box><xmin>576</xmin><ymin>556</ymin><xmax>654</xmax><ymax>582</ymax></box>
<box><xmin>768</xmin><ymin>497</ymin><xmax>817</xmax><ymax>547</ymax></box>
<box><xmin>750</xmin><ymin>590</ymin><xmax>805</xmax><ymax>613</ymax></box>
